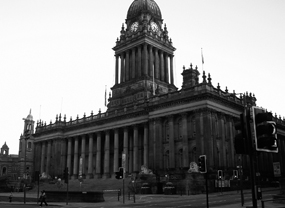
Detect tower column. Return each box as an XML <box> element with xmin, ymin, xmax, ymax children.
<box><xmin>115</xmin><ymin>55</ymin><xmax>119</xmax><ymax>84</ymax></box>
<box><xmin>137</xmin><ymin>45</ymin><xmax>142</xmax><ymax>78</ymax></box>
<box><xmin>154</xmin><ymin>48</ymin><xmax>159</xmax><ymax>79</ymax></box>
<box><xmin>113</xmin><ymin>129</ymin><xmax>119</xmax><ymax>174</ymax></box>
<box><xmin>149</xmin><ymin>45</ymin><xmax>153</xmax><ymax>77</ymax></box>
<box><xmin>72</xmin><ymin>137</ymin><xmax>79</xmax><ymax>179</ymax></box>
<box><xmin>123</xmin><ymin>127</ymin><xmax>129</xmax><ymax>174</ymax></box>
<box><xmin>133</xmin><ymin>125</ymin><xmax>139</xmax><ymax>172</ymax></box>
<box><xmin>120</xmin><ymin>53</ymin><xmax>125</xmax><ymax>83</ymax></box>
<box><xmin>170</xmin><ymin>55</ymin><xmax>174</xmax><ymax>85</ymax></box>
<box><xmin>125</xmin><ymin>50</ymin><xmax>130</xmax><ymax>81</ymax></box>
<box><xmin>87</xmin><ymin>133</ymin><xmax>94</xmax><ymax>179</ymax></box>
<box><xmin>81</xmin><ymin>135</ymin><xmax>86</xmax><ymax>177</ymax></box>
<box><xmin>131</xmin><ymin>48</ymin><xmax>136</xmax><ymax>79</ymax></box>
<box><xmin>181</xmin><ymin>113</ymin><xmax>189</xmax><ymax>168</ymax></box>
<box><xmin>165</xmin><ymin>54</ymin><xmax>169</xmax><ymax>83</ymax></box>
<box><xmin>168</xmin><ymin>115</ymin><xmax>175</xmax><ymax>168</ymax></box>
<box><xmin>143</xmin><ymin>123</ymin><xmax>149</xmax><ymax>168</ymax></box>
<box><xmin>143</xmin><ymin>44</ymin><xmax>148</xmax><ymax>76</ymax></box>
<box><xmin>95</xmin><ymin>132</ymin><xmax>102</xmax><ymax>178</ymax></box>
<box><xmin>40</xmin><ymin>142</ymin><xmax>46</xmax><ymax>174</ymax></box>
<box><xmin>46</xmin><ymin>140</ymin><xmax>51</xmax><ymax>176</ymax></box>
<box><xmin>103</xmin><ymin>130</ymin><xmax>110</xmax><ymax>178</ymax></box>
<box><xmin>160</xmin><ymin>51</ymin><xmax>165</xmax><ymax>81</ymax></box>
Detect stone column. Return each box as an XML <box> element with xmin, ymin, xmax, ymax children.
<box><xmin>143</xmin><ymin>44</ymin><xmax>148</xmax><ymax>76</ymax></box>
<box><xmin>95</xmin><ymin>132</ymin><xmax>102</xmax><ymax>178</ymax></box>
<box><xmin>103</xmin><ymin>130</ymin><xmax>110</xmax><ymax>178</ymax></box>
<box><xmin>149</xmin><ymin>45</ymin><xmax>153</xmax><ymax>77</ymax></box>
<box><xmin>81</xmin><ymin>135</ymin><xmax>86</xmax><ymax>177</ymax></box>
<box><xmin>182</xmin><ymin>113</ymin><xmax>189</xmax><ymax>168</ymax></box>
<box><xmin>123</xmin><ymin>127</ymin><xmax>129</xmax><ymax>174</ymax></box>
<box><xmin>154</xmin><ymin>48</ymin><xmax>159</xmax><ymax>79</ymax></box>
<box><xmin>168</xmin><ymin>116</ymin><xmax>175</xmax><ymax>168</ymax></box>
<box><xmin>137</xmin><ymin>45</ymin><xmax>142</xmax><ymax>78</ymax></box>
<box><xmin>156</xmin><ymin>118</ymin><xmax>163</xmax><ymax>169</ymax></box>
<box><xmin>125</xmin><ymin>50</ymin><xmax>130</xmax><ymax>81</ymax></box>
<box><xmin>60</xmin><ymin>139</ymin><xmax>67</xmax><ymax>174</ymax></box>
<box><xmin>160</xmin><ymin>51</ymin><xmax>165</xmax><ymax>82</ymax></box>
<box><xmin>129</xmin><ymin>134</ymin><xmax>133</xmax><ymax>173</ymax></box>
<box><xmin>221</xmin><ymin>117</ymin><xmax>226</xmax><ymax>166</ymax></box>
<box><xmin>120</xmin><ymin>53</ymin><xmax>125</xmax><ymax>83</ymax></box>
<box><xmin>40</xmin><ymin>142</ymin><xmax>46</xmax><ymax>174</ymax></box>
<box><xmin>72</xmin><ymin>137</ymin><xmax>79</xmax><ymax>179</ymax></box>
<box><xmin>133</xmin><ymin>125</ymin><xmax>139</xmax><ymax>172</ymax></box>
<box><xmin>46</xmin><ymin>140</ymin><xmax>51</xmax><ymax>176</ymax></box>
<box><xmin>113</xmin><ymin>129</ymin><xmax>119</xmax><ymax>173</ymax></box>
<box><xmin>67</xmin><ymin>138</ymin><xmax>72</xmax><ymax>174</ymax></box>
<box><xmin>170</xmin><ymin>55</ymin><xmax>174</xmax><ymax>85</ymax></box>
<box><xmin>165</xmin><ymin>54</ymin><xmax>169</xmax><ymax>83</ymax></box>
<box><xmin>143</xmin><ymin>123</ymin><xmax>149</xmax><ymax>168</ymax></box>
<box><xmin>87</xmin><ymin>133</ymin><xmax>94</xmax><ymax>179</ymax></box>
<box><xmin>115</xmin><ymin>55</ymin><xmax>119</xmax><ymax>84</ymax></box>
<box><xmin>131</xmin><ymin>48</ymin><xmax>136</xmax><ymax>79</ymax></box>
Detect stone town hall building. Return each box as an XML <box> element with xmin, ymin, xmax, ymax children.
<box><xmin>31</xmin><ymin>0</ymin><xmax>285</xmax><ymax>185</ymax></box>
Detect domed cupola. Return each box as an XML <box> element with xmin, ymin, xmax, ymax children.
<box><xmin>127</xmin><ymin>0</ymin><xmax>162</xmax><ymax>20</ymax></box>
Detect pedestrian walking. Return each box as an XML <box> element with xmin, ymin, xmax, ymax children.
<box><xmin>40</xmin><ymin>190</ymin><xmax>48</xmax><ymax>206</ymax></box>
<box><xmin>9</xmin><ymin>192</ymin><xmax>12</xmax><ymax>202</ymax></box>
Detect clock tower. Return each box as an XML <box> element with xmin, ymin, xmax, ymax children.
<box><xmin>108</xmin><ymin>0</ymin><xmax>177</xmax><ymax>111</ymax></box>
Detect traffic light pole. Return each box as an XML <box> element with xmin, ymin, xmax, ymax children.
<box><xmin>205</xmin><ymin>172</ymin><xmax>209</xmax><ymax>208</ymax></box>
<box><xmin>245</xmin><ymin>109</ymin><xmax>258</xmax><ymax>208</ymax></box>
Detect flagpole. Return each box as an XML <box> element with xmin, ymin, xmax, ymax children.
<box><xmin>201</xmin><ymin>48</ymin><xmax>204</xmax><ymax>71</ymax></box>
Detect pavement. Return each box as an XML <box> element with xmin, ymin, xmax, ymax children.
<box><xmin>0</xmin><ymin>189</ymin><xmax>284</xmax><ymax>208</ymax></box>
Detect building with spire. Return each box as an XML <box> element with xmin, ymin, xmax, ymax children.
<box><xmin>0</xmin><ymin>110</ymin><xmax>35</xmax><ymax>190</ymax></box>
<box><xmin>33</xmin><ymin>0</ymin><xmax>285</xmax><ymax>192</ymax></box>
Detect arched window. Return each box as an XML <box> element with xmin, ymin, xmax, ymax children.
<box><xmin>164</xmin><ymin>150</ymin><xmax>170</xmax><ymax>169</ymax></box>
<box><xmin>165</xmin><ymin>122</ymin><xmax>170</xmax><ymax>142</ymax></box>
<box><xmin>2</xmin><ymin>167</ymin><xmax>7</xmax><ymax>175</ymax></box>
<box><xmin>178</xmin><ymin>149</ymin><xmax>183</xmax><ymax>168</ymax></box>
<box><xmin>191</xmin><ymin>147</ymin><xmax>196</xmax><ymax>162</ymax></box>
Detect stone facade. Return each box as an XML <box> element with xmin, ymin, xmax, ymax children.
<box><xmin>33</xmin><ymin>0</ymin><xmax>285</xmax><ymax>185</ymax></box>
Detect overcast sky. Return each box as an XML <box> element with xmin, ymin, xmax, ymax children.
<box><xmin>1</xmin><ymin>0</ymin><xmax>284</xmax><ymax>154</ymax></box>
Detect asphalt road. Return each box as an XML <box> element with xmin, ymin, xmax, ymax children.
<box><xmin>0</xmin><ymin>188</ymin><xmax>281</xmax><ymax>208</ymax></box>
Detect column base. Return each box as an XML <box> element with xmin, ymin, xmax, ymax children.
<box><xmin>71</xmin><ymin>174</ymin><xmax>78</xmax><ymax>180</ymax></box>
<box><xmin>102</xmin><ymin>173</ymin><xmax>110</xmax><ymax>179</ymax></box>
<box><xmin>86</xmin><ymin>173</ymin><xmax>94</xmax><ymax>179</ymax></box>
<box><xmin>94</xmin><ymin>174</ymin><xmax>102</xmax><ymax>179</ymax></box>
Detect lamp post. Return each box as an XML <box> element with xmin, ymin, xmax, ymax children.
<box><xmin>23</xmin><ymin>122</ymin><xmax>31</xmax><ymax>204</ymax></box>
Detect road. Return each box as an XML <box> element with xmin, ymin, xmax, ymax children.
<box><xmin>0</xmin><ymin>188</ymin><xmax>281</xmax><ymax>208</ymax></box>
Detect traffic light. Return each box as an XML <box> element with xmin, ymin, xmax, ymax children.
<box><xmin>251</xmin><ymin>106</ymin><xmax>278</xmax><ymax>153</ymax></box>
<box><xmin>115</xmin><ymin>167</ymin><xmax>124</xmax><ymax>179</ymax></box>
<box><xmin>198</xmin><ymin>155</ymin><xmax>207</xmax><ymax>173</ymax></box>
<box><xmin>234</xmin><ymin>113</ymin><xmax>249</xmax><ymax>154</ymax></box>
<box><xmin>233</xmin><ymin>170</ymin><xmax>238</xmax><ymax>179</ymax></box>
<box><xmin>63</xmin><ymin>167</ymin><xmax>68</xmax><ymax>183</ymax></box>
<box><xmin>218</xmin><ymin>170</ymin><xmax>223</xmax><ymax>180</ymax></box>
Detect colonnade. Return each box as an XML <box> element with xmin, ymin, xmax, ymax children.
<box><xmin>34</xmin><ymin>110</ymin><xmax>247</xmax><ymax>180</ymax></box>
<box><xmin>115</xmin><ymin>43</ymin><xmax>174</xmax><ymax>85</ymax></box>
<box><xmin>36</xmin><ymin>123</ymin><xmax>150</xmax><ymax>179</ymax></box>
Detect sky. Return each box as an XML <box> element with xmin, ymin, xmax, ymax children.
<box><xmin>1</xmin><ymin>0</ymin><xmax>284</xmax><ymax>154</ymax></box>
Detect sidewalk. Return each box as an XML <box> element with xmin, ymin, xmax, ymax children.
<box><xmin>1</xmin><ymin>190</ymin><xmax>284</xmax><ymax>208</ymax></box>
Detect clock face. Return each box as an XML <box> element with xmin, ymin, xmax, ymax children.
<box><xmin>150</xmin><ymin>21</ymin><xmax>158</xmax><ymax>32</ymax></box>
<box><xmin>130</xmin><ymin>22</ymin><xmax>139</xmax><ymax>32</ymax></box>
